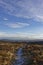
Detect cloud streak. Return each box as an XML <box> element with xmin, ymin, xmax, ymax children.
<box><xmin>0</xmin><ymin>0</ymin><xmax>43</xmax><ymax>22</ymax></box>
<box><xmin>3</xmin><ymin>18</ymin><xmax>8</xmax><ymax>21</ymax></box>
<box><xmin>0</xmin><ymin>32</ymin><xmax>43</xmax><ymax>40</ymax></box>
<box><xmin>5</xmin><ymin>22</ymin><xmax>29</xmax><ymax>28</ymax></box>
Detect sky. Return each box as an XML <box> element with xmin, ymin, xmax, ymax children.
<box><xmin>0</xmin><ymin>0</ymin><xmax>43</xmax><ymax>40</ymax></box>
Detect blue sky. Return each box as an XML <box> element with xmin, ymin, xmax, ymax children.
<box><xmin>0</xmin><ymin>0</ymin><xmax>43</xmax><ymax>40</ymax></box>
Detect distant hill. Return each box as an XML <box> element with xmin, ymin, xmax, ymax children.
<box><xmin>0</xmin><ymin>39</ymin><xmax>43</xmax><ymax>44</ymax></box>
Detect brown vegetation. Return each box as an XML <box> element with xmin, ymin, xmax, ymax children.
<box><xmin>0</xmin><ymin>41</ymin><xmax>43</xmax><ymax>65</ymax></box>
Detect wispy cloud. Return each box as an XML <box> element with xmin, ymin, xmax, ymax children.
<box><xmin>0</xmin><ymin>0</ymin><xmax>43</xmax><ymax>22</ymax></box>
<box><xmin>35</xmin><ymin>15</ymin><xmax>43</xmax><ymax>22</ymax></box>
<box><xmin>0</xmin><ymin>32</ymin><xmax>43</xmax><ymax>40</ymax></box>
<box><xmin>5</xmin><ymin>22</ymin><xmax>29</xmax><ymax>28</ymax></box>
<box><xmin>3</xmin><ymin>18</ymin><xmax>8</xmax><ymax>21</ymax></box>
